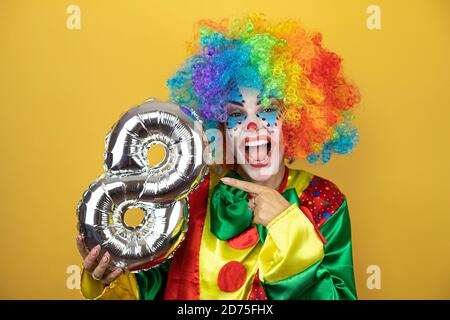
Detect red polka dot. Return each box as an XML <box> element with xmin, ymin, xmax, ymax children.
<box><xmin>217</xmin><ymin>261</ymin><xmax>247</xmax><ymax>292</ymax></box>
<box><xmin>227</xmin><ymin>227</ymin><xmax>259</xmax><ymax>250</ymax></box>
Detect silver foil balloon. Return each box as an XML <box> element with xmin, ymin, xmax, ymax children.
<box><xmin>77</xmin><ymin>99</ymin><xmax>208</xmax><ymax>272</ymax></box>
<box><xmin>104</xmin><ymin>100</ymin><xmax>206</xmax><ymax>203</ymax></box>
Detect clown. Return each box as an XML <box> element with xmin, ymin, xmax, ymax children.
<box><xmin>77</xmin><ymin>14</ymin><xmax>360</xmax><ymax>300</ymax></box>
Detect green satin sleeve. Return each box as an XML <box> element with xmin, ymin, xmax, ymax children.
<box><xmin>262</xmin><ymin>199</ymin><xmax>357</xmax><ymax>300</ymax></box>
<box><xmin>135</xmin><ymin>260</ymin><xmax>171</xmax><ymax>300</ymax></box>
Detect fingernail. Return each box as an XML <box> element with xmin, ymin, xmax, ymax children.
<box><xmin>102</xmin><ymin>252</ymin><xmax>109</xmax><ymax>263</ymax></box>
<box><xmin>221</xmin><ymin>177</ymin><xmax>230</xmax><ymax>184</ymax></box>
<box><xmin>92</xmin><ymin>245</ymin><xmax>100</xmax><ymax>256</ymax></box>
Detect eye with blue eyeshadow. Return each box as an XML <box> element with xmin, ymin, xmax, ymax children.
<box><xmin>226</xmin><ymin>109</ymin><xmax>247</xmax><ymax>129</ymax></box>
<box><xmin>229</xmin><ymin>110</ymin><xmax>245</xmax><ymax>118</ymax></box>
<box><xmin>257</xmin><ymin>104</ymin><xmax>280</xmax><ymax>128</ymax></box>
<box><xmin>261</xmin><ymin>105</ymin><xmax>279</xmax><ymax>113</ymax></box>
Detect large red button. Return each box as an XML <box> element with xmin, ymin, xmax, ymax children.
<box><xmin>217</xmin><ymin>261</ymin><xmax>247</xmax><ymax>292</ymax></box>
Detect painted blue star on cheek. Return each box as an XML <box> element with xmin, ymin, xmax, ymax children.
<box><xmin>226</xmin><ymin>113</ymin><xmax>247</xmax><ymax>130</ymax></box>
<box><xmin>256</xmin><ymin>109</ymin><xmax>280</xmax><ymax>128</ymax></box>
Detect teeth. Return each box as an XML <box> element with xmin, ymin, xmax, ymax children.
<box><xmin>245</xmin><ymin>139</ymin><xmax>269</xmax><ymax>147</ymax></box>
<box><xmin>257</xmin><ymin>156</ymin><xmax>269</xmax><ymax>162</ymax></box>
<box><xmin>249</xmin><ymin>155</ymin><xmax>269</xmax><ymax>163</ymax></box>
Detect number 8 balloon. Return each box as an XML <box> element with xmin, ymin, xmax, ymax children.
<box><xmin>76</xmin><ymin>99</ymin><xmax>208</xmax><ymax>272</ymax></box>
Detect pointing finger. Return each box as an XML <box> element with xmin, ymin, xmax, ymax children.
<box><xmin>220</xmin><ymin>177</ymin><xmax>266</xmax><ymax>194</ymax></box>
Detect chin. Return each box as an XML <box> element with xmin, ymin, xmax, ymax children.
<box><xmin>239</xmin><ymin>161</ymin><xmax>282</xmax><ymax>182</ymax></box>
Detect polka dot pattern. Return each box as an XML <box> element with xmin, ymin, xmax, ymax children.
<box><xmin>248</xmin><ymin>272</ymin><xmax>268</xmax><ymax>300</ymax></box>
<box><xmin>227</xmin><ymin>226</ymin><xmax>259</xmax><ymax>250</ymax></box>
<box><xmin>299</xmin><ymin>176</ymin><xmax>345</xmax><ymax>228</ymax></box>
<box><xmin>217</xmin><ymin>261</ymin><xmax>247</xmax><ymax>292</ymax></box>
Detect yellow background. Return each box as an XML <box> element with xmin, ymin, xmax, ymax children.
<box><xmin>1</xmin><ymin>0</ymin><xmax>449</xmax><ymax>299</ymax></box>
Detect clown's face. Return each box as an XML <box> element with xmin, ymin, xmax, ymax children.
<box><xmin>225</xmin><ymin>87</ymin><xmax>285</xmax><ymax>182</ymax></box>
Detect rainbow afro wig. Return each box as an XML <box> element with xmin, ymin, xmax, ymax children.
<box><xmin>167</xmin><ymin>14</ymin><xmax>360</xmax><ymax>164</ymax></box>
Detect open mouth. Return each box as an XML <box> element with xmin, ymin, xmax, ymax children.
<box><xmin>243</xmin><ymin>136</ymin><xmax>272</xmax><ymax>167</ymax></box>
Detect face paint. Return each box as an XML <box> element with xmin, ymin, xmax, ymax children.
<box><xmin>225</xmin><ymin>87</ymin><xmax>285</xmax><ymax>182</ymax></box>
<box><xmin>226</xmin><ymin>110</ymin><xmax>247</xmax><ymax>130</ymax></box>
<box><xmin>256</xmin><ymin>105</ymin><xmax>280</xmax><ymax>128</ymax></box>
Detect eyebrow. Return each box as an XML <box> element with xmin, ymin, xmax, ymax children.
<box><xmin>228</xmin><ymin>100</ymin><xmax>244</xmax><ymax>107</ymax></box>
<box><xmin>229</xmin><ymin>96</ymin><xmax>278</xmax><ymax>107</ymax></box>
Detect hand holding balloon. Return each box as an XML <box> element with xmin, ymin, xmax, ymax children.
<box><xmin>76</xmin><ymin>234</ymin><xmax>123</xmax><ymax>285</ymax></box>
<box><xmin>76</xmin><ymin>99</ymin><xmax>207</xmax><ymax>272</ymax></box>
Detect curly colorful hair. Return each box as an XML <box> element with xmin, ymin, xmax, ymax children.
<box><xmin>167</xmin><ymin>14</ymin><xmax>360</xmax><ymax>164</ymax></box>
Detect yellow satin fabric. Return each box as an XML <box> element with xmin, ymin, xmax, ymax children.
<box><xmin>79</xmin><ymin>167</ymin><xmax>324</xmax><ymax>300</ymax></box>
<box><xmin>80</xmin><ymin>268</ymin><xmax>139</xmax><ymax>300</ymax></box>
<box><xmin>259</xmin><ymin>203</ymin><xmax>325</xmax><ymax>283</ymax></box>
<box><xmin>199</xmin><ymin>200</ymin><xmax>262</xmax><ymax>299</ymax></box>
<box><xmin>199</xmin><ymin>168</ymin><xmax>259</xmax><ymax>299</ymax></box>
<box><xmin>199</xmin><ymin>167</ymin><xmax>324</xmax><ymax>299</ymax></box>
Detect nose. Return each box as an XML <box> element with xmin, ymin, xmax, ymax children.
<box><xmin>246</xmin><ymin>121</ymin><xmax>258</xmax><ymax>131</ymax></box>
